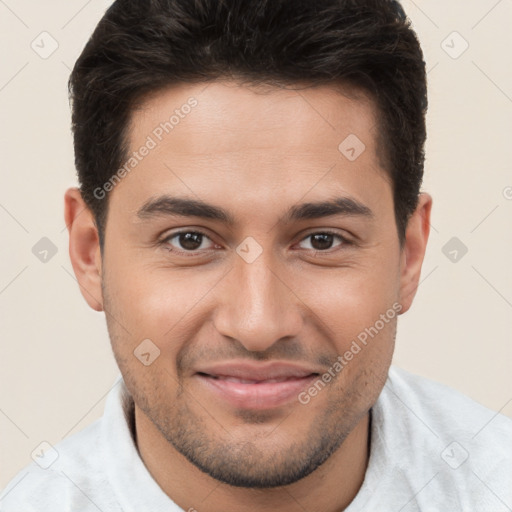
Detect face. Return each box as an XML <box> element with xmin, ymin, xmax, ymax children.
<box><xmin>66</xmin><ymin>80</ymin><xmax>431</xmax><ymax>488</ymax></box>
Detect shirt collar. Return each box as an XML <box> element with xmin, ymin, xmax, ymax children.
<box><xmin>100</xmin><ymin>375</ymin><xmax>181</xmax><ymax>511</ymax></box>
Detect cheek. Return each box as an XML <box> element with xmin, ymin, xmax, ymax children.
<box><xmin>296</xmin><ymin>256</ymin><xmax>400</xmax><ymax>345</ymax></box>
<box><xmin>105</xmin><ymin>253</ymin><xmax>219</xmax><ymax>351</ymax></box>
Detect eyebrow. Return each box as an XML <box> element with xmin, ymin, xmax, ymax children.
<box><xmin>136</xmin><ymin>195</ymin><xmax>374</xmax><ymax>224</ymax></box>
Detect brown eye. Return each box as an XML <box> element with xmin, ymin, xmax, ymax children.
<box><xmin>163</xmin><ymin>230</ymin><xmax>215</xmax><ymax>253</ymax></box>
<box><xmin>298</xmin><ymin>232</ymin><xmax>347</xmax><ymax>251</ymax></box>
<box><xmin>177</xmin><ymin>232</ymin><xmax>204</xmax><ymax>250</ymax></box>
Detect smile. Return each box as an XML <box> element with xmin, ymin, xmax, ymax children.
<box><xmin>194</xmin><ymin>361</ymin><xmax>322</xmax><ymax>410</ymax></box>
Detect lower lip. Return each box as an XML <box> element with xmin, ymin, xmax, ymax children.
<box><xmin>195</xmin><ymin>374</ymin><xmax>318</xmax><ymax>410</ymax></box>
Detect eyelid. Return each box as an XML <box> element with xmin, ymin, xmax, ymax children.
<box><xmin>160</xmin><ymin>228</ymin><xmax>218</xmax><ymax>253</ymax></box>
<box><xmin>294</xmin><ymin>229</ymin><xmax>352</xmax><ymax>251</ymax></box>
<box><xmin>297</xmin><ymin>228</ymin><xmax>352</xmax><ymax>243</ymax></box>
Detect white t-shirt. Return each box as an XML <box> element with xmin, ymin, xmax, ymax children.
<box><xmin>1</xmin><ymin>366</ymin><xmax>511</xmax><ymax>511</ymax></box>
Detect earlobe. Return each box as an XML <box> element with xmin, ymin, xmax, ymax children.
<box><xmin>64</xmin><ymin>187</ymin><xmax>104</xmax><ymax>312</ymax></box>
<box><xmin>398</xmin><ymin>193</ymin><xmax>433</xmax><ymax>314</ymax></box>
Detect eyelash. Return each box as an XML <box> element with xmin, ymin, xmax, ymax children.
<box><xmin>159</xmin><ymin>229</ymin><xmax>352</xmax><ymax>257</ymax></box>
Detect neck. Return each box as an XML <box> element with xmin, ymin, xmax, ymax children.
<box><xmin>134</xmin><ymin>406</ymin><xmax>371</xmax><ymax>512</ymax></box>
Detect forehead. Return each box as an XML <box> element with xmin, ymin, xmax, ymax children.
<box><xmin>130</xmin><ymin>80</ymin><xmax>379</xmax><ymax>154</ymax></box>
<box><xmin>110</xmin><ymin>80</ymin><xmax>391</xmax><ymax>223</ymax></box>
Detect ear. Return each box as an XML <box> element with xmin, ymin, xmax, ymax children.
<box><xmin>64</xmin><ymin>187</ymin><xmax>104</xmax><ymax>312</ymax></box>
<box><xmin>398</xmin><ymin>192</ymin><xmax>433</xmax><ymax>314</ymax></box>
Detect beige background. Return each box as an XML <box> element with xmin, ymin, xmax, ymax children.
<box><xmin>1</xmin><ymin>0</ymin><xmax>511</xmax><ymax>490</ymax></box>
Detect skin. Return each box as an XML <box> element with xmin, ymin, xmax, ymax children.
<box><xmin>64</xmin><ymin>80</ymin><xmax>432</xmax><ymax>512</ymax></box>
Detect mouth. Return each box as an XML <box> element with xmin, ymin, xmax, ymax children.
<box><xmin>194</xmin><ymin>361</ymin><xmax>321</xmax><ymax>410</ymax></box>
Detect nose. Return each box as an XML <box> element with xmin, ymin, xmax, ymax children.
<box><xmin>212</xmin><ymin>248</ymin><xmax>304</xmax><ymax>352</ymax></box>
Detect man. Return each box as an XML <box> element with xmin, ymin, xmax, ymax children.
<box><xmin>1</xmin><ymin>0</ymin><xmax>510</xmax><ymax>510</ymax></box>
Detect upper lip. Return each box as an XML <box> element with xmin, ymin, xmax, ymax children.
<box><xmin>195</xmin><ymin>361</ymin><xmax>321</xmax><ymax>381</ymax></box>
